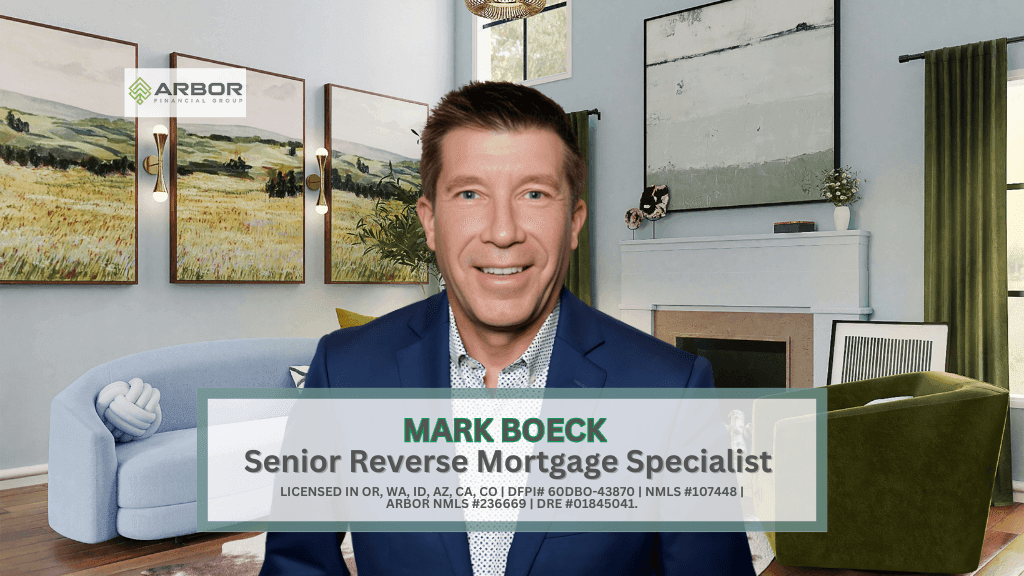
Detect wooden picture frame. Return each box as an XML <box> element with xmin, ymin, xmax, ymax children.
<box><xmin>169</xmin><ymin>53</ymin><xmax>305</xmax><ymax>283</ymax></box>
<box><xmin>0</xmin><ymin>15</ymin><xmax>138</xmax><ymax>284</ymax></box>
<box><xmin>323</xmin><ymin>84</ymin><xmax>429</xmax><ymax>284</ymax></box>
<box><xmin>644</xmin><ymin>0</ymin><xmax>840</xmax><ymax>212</ymax></box>
<box><xmin>827</xmin><ymin>320</ymin><xmax>950</xmax><ymax>385</ymax></box>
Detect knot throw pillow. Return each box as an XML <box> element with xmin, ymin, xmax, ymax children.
<box><xmin>96</xmin><ymin>378</ymin><xmax>163</xmax><ymax>442</ymax></box>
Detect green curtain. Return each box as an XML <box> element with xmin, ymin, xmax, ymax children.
<box><xmin>565</xmin><ymin>111</ymin><xmax>592</xmax><ymax>306</ymax></box>
<box><xmin>924</xmin><ymin>38</ymin><xmax>1011</xmax><ymax>506</ymax></box>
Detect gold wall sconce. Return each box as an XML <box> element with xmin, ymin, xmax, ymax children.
<box><xmin>307</xmin><ymin>147</ymin><xmax>330</xmax><ymax>215</ymax></box>
<box><xmin>143</xmin><ymin>124</ymin><xmax>169</xmax><ymax>203</ymax></box>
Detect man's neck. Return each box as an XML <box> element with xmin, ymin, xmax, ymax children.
<box><xmin>450</xmin><ymin>296</ymin><xmax>558</xmax><ymax>388</ymax></box>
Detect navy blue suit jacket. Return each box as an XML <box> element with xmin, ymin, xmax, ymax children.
<box><xmin>259</xmin><ymin>288</ymin><xmax>755</xmax><ymax>575</ymax></box>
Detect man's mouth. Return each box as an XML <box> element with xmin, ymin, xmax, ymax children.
<box><xmin>478</xmin><ymin>266</ymin><xmax>527</xmax><ymax>276</ymax></box>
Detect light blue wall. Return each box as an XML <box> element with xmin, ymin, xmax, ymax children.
<box><xmin>2</xmin><ymin>0</ymin><xmax>1021</xmax><ymax>485</ymax></box>
<box><xmin>456</xmin><ymin>0</ymin><xmax>1024</xmax><ymax>483</ymax></box>
<box><xmin>457</xmin><ymin>0</ymin><xmax>1022</xmax><ymax>317</ymax></box>
<box><xmin>0</xmin><ymin>0</ymin><xmax>456</xmax><ymax>470</ymax></box>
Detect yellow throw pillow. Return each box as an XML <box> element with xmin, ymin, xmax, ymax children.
<box><xmin>336</xmin><ymin>308</ymin><xmax>377</xmax><ymax>329</ymax></box>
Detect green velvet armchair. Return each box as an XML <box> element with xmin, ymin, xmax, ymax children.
<box><xmin>765</xmin><ymin>371</ymin><xmax>1008</xmax><ymax>573</ymax></box>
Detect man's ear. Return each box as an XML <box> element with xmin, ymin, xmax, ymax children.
<box><xmin>569</xmin><ymin>197</ymin><xmax>587</xmax><ymax>251</ymax></box>
<box><xmin>416</xmin><ymin>196</ymin><xmax>437</xmax><ymax>251</ymax></box>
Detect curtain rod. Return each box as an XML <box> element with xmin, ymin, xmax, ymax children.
<box><xmin>586</xmin><ymin>109</ymin><xmax>601</xmax><ymax>120</ymax></box>
<box><xmin>898</xmin><ymin>35</ymin><xmax>1023</xmax><ymax>63</ymax></box>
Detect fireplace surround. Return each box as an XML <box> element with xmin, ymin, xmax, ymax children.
<box><xmin>620</xmin><ymin>231</ymin><xmax>872</xmax><ymax>387</ymax></box>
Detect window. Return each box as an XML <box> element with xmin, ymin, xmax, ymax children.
<box><xmin>472</xmin><ymin>1</ymin><xmax>571</xmax><ymax>86</ymax></box>
<box><xmin>1008</xmin><ymin>70</ymin><xmax>1023</xmax><ymax>395</ymax></box>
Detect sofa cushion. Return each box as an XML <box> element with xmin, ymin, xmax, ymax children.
<box><xmin>116</xmin><ymin>416</ymin><xmax>290</xmax><ymax>510</ymax></box>
<box><xmin>117</xmin><ymin>500</ymin><xmax>197</xmax><ymax>540</ymax></box>
<box><xmin>116</xmin><ymin>427</ymin><xmax>197</xmax><ymax>509</ymax></box>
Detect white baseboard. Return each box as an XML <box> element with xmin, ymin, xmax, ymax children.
<box><xmin>0</xmin><ymin>463</ymin><xmax>47</xmax><ymax>481</ymax></box>
<box><xmin>1011</xmin><ymin>397</ymin><xmax>1022</xmax><ymax>504</ymax></box>
<box><xmin>0</xmin><ymin>464</ymin><xmax>48</xmax><ymax>490</ymax></box>
<box><xmin>0</xmin><ymin>473</ymin><xmax>47</xmax><ymax>490</ymax></box>
<box><xmin>1011</xmin><ymin>394</ymin><xmax>1024</xmax><ymax>410</ymax></box>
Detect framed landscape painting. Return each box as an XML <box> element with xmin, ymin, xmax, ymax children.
<box><xmin>324</xmin><ymin>84</ymin><xmax>428</xmax><ymax>284</ymax></box>
<box><xmin>170</xmin><ymin>53</ymin><xmax>304</xmax><ymax>283</ymax></box>
<box><xmin>0</xmin><ymin>15</ymin><xmax>137</xmax><ymax>284</ymax></box>
<box><xmin>644</xmin><ymin>0</ymin><xmax>838</xmax><ymax>211</ymax></box>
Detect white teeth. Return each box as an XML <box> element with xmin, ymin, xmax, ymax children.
<box><xmin>480</xmin><ymin>267</ymin><xmax>524</xmax><ymax>275</ymax></box>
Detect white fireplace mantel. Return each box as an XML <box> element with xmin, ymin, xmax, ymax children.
<box><xmin>619</xmin><ymin>230</ymin><xmax>872</xmax><ymax>386</ymax></box>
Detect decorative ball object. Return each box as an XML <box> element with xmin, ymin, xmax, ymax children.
<box><xmin>640</xmin><ymin>184</ymin><xmax>670</xmax><ymax>220</ymax></box>
<box><xmin>96</xmin><ymin>378</ymin><xmax>162</xmax><ymax>442</ymax></box>
<box><xmin>625</xmin><ymin>207</ymin><xmax>644</xmax><ymax>230</ymax></box>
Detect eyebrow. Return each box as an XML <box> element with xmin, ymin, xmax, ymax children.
<box><xmin>441</xmin><ymin>175</ymin><xmax>486</xmax><ymax>192</ymax></box>
<box><xmin>442</xmin><ymin>174</ymin><xmax>565</xmax><ymax>193</ymax></box>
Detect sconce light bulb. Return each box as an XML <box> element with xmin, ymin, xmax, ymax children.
<box><xmin>153</xmin><ymin>190</ymin><xmax>169</xmax><ymax>203</ymax></box>
<box><xmin>315</xmin><ymin>204</ymin><xmax>329</xmax><ymax>215</ymax></box>
<box><xmin>315</xmin><ymin>147</ymin><xmax>329</xmax><ymax>159</ymax></box>
<box><xmin>153</xmin><ymin>124</ymin><xmax>169</xmax><ymax>136</ymax></box>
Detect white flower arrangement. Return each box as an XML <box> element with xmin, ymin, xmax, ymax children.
<box><xmin>818</xmin><ymin>165</ymin><xmax>861</xmax><ymax>207</ymax></box>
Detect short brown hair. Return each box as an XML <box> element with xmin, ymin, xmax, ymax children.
<box><xmin>419</xmin><ymin>81</ymin><xmax>585</xmax><ymax>205</ymax></box>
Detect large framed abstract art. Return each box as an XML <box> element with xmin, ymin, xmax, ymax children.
<box><xmin>0</xmin><ymin>15</ymin><xmax>138</xmax><ymax>284</ymax></box>
<box><xmin>644</xmin><ymin>0</ymin><xmax>839</xmax><ymax>211</ymax></box>
<box><xmin>170</xmin><ymin>53</ymin><xmax>304</xmax><ymax>283</ymax></box>
<box><xmin>323</xmin><ymin>84</ymin><xmax>429</xmax><ymax>284</ymax></box>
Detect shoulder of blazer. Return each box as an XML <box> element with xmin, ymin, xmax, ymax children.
<box><xmin>558</xmin><ymin>289</ymin><xmax>701</xmax><ymax>385</ymax></box>
<box><xmin>318</xmin><ymin>291</ymin><xmax>449</xmax><ymax>360</ymax></box>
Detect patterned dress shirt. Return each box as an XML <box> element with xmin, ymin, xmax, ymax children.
<box><xmin>448</xmin><ymin>300</ymin><xmax>560</xmax><ymax>576</ymax></box>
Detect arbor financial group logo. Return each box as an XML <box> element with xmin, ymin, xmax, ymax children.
<box><xmin>128</xmin><ymin>78</ymin><xmax>152</xmax><ymax>106</ymax></box>
<box><xmin>124</xmin><ymin>68</ymin><xmax>246</xmax><ymax>118</ymax></box>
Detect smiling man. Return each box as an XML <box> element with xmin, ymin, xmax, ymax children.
<box><xmin>415</xmin><ymin>108</ymin><xmax>586</xmax><ymax>389</ymax></box>
<box><xmin>259</xmin><ymin>82</ymin><xmax>755</xmax><ymax>575</ymax></box>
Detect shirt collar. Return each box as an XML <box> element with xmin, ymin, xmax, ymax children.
<box><xmin>448</xmin><ymin>300</ymin><xmax>561</xmax><ymax>378</ymax></box>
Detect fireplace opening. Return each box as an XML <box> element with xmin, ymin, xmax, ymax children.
<box><xmin>675</xmin><ymin>337</ymin><xmax>787</xmax><ymax>388</ymax></box>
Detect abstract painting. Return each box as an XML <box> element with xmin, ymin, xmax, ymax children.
<box><xmin>170</xmin><ymin>53</ymin><xmax>304</xmax><ymax>283</ymax></box>
<box><xmin>644</xmin><ymin>0</ymin><xmax>838</xmax><ymax>211</ymax></box>
<box><xmin>0</xmin><ymin>16</ymin><xmax>137</xmax><ymax>283</ymax></box>
<box><xmin>324</xmin><ymin>84</ymin><xmax>428</xmax><ymax>284</ymax></box>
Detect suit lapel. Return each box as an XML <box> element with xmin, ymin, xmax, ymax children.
<box><xmin>545</xmin><ymin>289</ymin><xmax>607</xmax><ymax>390</ymax></box>
<box><xmin>396</xmin><ymin>291</ymin><xmax>451</xmax><ymax>388</ymax></box>
<box><xmin>504</xmin><ymin>532</ymin><xmax>548</xmax><ymax>576</ymax></box>
<box><xmin>396</xmin><ymin>290</ymin><xmax>607</xmax><ymax>576</ymax></box>
<box><xmin>505</xmin><ymin>290</ymin><xmax>607</xmax><ymax>576</ymax></box>
<box><xmin>545</xmin><ymin>338</ymin><xmax>607</xmax><ymax>389</ymax></box>
<box><xmin>396</xmin><ymin>294</ymin><xmax>466</xmax><ymax>573</ymax></box>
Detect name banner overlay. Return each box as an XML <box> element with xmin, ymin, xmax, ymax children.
<box><xmin>124</xmin><ymin>68</ymin><xmax>246</xmax><ymax>118</ymax></box>
<box><xmin>198</xmin><ymin>388</ymin><xmax>825</xmax><ymax>533</ymax></box>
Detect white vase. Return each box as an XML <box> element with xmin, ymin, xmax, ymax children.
<box><xmin>833</xmin><ymin>205</ymin><xmax>851</xmax><ymax>231</ymax></box>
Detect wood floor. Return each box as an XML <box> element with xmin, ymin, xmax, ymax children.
<box><xmin>0</xmin><ymin>484</ymin><xmax>255</xmax><ymax>576</ymax></box>
<box><xmin>2</xmin><ymin>483</ymin><xmax>1022</xmax><ymax>575</ymax></box>
<box><xmin>762</xmin><ymin>502</ymin><xmax>1024</xmax><ymax>576</ymax></box>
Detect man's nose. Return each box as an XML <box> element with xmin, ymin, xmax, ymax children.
<box><xmin>481</xmin><ymin>196</ymin><xmax>525</xmax><ymax>248</ymax></box>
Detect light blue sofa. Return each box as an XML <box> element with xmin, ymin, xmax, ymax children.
<box><xmin>48</xmin><ymin>338</ymin><xmax>318</xmax><ymax>543</ymax></box>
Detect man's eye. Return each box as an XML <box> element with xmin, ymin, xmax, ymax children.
<box><xmin>527</xmin><ymin>191</ymin><xmax>544</xmax><ymax>200</ymax></box>
<box><xmin>460</xmin><ymin>191</ymin><xmax>478</xmax><ymax>200</ymax></box>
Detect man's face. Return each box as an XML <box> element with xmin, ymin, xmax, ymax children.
<box><xmin>417</xmin><ymin>126</ymin><xmax>586</xmax><ymax>333</ymax></box>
